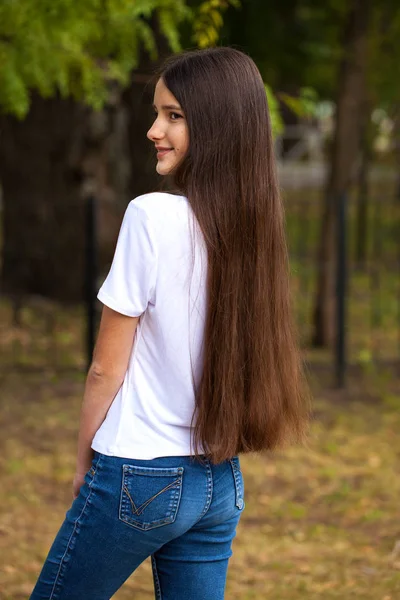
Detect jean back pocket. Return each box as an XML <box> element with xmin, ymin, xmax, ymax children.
<box><xmin>119</xmin><ymin>464</ymin><xmax>184</xmax><ymax>531</ymax></box>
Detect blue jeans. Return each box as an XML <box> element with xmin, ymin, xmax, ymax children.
<box><xmin>30</xmin><ymin>452</ymin><xmax>245</xmax><ymax>599</ymax></box>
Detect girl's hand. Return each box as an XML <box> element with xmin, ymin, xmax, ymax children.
<box><xmin>72</xmin><ymin>471</ymin><xmax>87</xmax><ymax>499</ymax></box>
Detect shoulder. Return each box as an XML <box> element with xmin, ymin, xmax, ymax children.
<box><xmin>121</xmin><ymin>192</ymin><xmax>189</xmax><ymax>250</ymax></box>
<box><xmin>128</xmin><ymin>192</ymin><xmax>188</xmax><ymax>219</ymax></box>
<box><xmin>125</xmin><ymin>192</ymin><xmax>190</xmax><ymax>242</ymax></box>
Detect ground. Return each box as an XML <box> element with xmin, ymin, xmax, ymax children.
<box><xmin>0</xmin><ymin>367</ymin><xmax>399</xmax><ymax>599</ymax></box>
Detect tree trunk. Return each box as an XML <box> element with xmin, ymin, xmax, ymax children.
<box><xmin>393</xmin><ymin>113</ymin><xmax>400</xmax><ymax>201</ymax></box>
<box><xmin>355</xmin><ymin>106</ymin><xmax>372</xmax><ymax>267</ymax></box>
<box><xmin>0</xmin><ymin>91</ymin><xmax>129</xmax><ymax>302</ymax></box>
<box><xmin>0</xmin><ymin>94</ymin><xmax>88</xmax><ymax>302</ymax></box>
<box><xmin>312</xmin><ymin>0</ymin><xmax>370</xmax><ymax>347</ymax></box>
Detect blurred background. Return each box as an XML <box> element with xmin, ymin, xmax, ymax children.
<box><xmin>0</xmin><ymin>1</ymin><xmax>399</xmax><ymax>598</ymax></box>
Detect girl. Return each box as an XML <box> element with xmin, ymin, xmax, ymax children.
<box><xmin>30</xmin><ymin>47</ymin><xmax>309</xmax><ymax>600</ymax></box>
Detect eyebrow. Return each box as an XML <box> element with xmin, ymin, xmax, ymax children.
<box><xmin>152</xmin><ymin>103</ymin><xmax>183</xmax><ymax>111</ymax></box>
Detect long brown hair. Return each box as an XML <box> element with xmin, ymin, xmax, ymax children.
<box><xmin>158</xmin><ymin>47</ymin><xmax>310</xmax><ymax>463</ymax></box>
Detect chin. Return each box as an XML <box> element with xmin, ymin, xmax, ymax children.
<box><xmin>156</xmin><ymin>162</ymin><xmax>176</xmax><ymax>176</ymax></box>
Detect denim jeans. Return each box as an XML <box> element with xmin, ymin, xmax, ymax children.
<box><xmin>30</xmin><ymin>452</ymin><xmax>245</xmax><ymax>599</ymax></box>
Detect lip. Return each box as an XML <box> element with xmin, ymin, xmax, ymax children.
<box><xmin>156</xmin><ymin>147</ymin><xmax>173</xmax><ymax>158</ymax></box>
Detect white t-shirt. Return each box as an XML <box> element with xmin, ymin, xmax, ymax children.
<box><xmin>92</xmin><ymin>192</ymin><xmax>207</xmax><ymax>459</ymax></box>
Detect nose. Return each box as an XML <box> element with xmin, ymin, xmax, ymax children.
<box><xmin>147</xmin><ymin>117</ymin><xmax>164</xmax><ymax>142</ymax></box>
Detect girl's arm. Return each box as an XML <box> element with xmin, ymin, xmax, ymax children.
<box><xmin>73</xmin><ymin>305</ymin><xmax>139</xmax><ymax>497</ymax></box>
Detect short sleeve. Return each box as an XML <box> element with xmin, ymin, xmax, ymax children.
<box><xmin>97</xmin><ymin>202</ymin><xmax>157</xmax><ymax>317</ymax></box>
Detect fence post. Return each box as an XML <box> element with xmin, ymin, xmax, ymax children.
<box><xmin>85</xmin><ymin>194</ymin><xmax>98</xmax><ymax>372</ymax></box>
<box><xmin>335</xmin><ymin>191</ymin><xmax>347</xmax><ymax>387</ymax></box>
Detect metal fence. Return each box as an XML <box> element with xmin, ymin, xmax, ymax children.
<box><xmin>280</xmin><ymin>160</ymin><xmax>399</xmax><ymax>384</ymax></box>
<box><xmin>1</xmin><ymin>162</ymin><xmax>399</xmax><ymax>384</ymax></box>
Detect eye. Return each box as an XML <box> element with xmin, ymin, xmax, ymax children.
<box><xmin>170</xmin><ymin>112</ymin><xmax>183</xmax><ymax>120</ymax></box>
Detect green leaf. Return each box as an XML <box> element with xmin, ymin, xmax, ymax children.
<box><xmin>265</xmin><ymin>83</ymin><xmax>284</xmax><ymax>137</ymax></box>
<box><xmin>0</xmin><ymin>0</ymin><xmax>192</xmax><ymax>117</ymax></box>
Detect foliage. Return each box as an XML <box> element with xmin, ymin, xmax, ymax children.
<box><xmin>0</xmin><ymin>0</ymin><xmax>287</xmax><ymax>139</ymax></box>
<box><xmin>222</xmin><ymin>0</ymin><xmax>399</xmax><ymax>123</ymax></box>
<box><xmin>221</xmin><ymin>0</ymin><xmax>347</xmax><ymax>98</ymax></box>
<box><xmin>367</xmin><ymin>1</ymin><xmax>400</xmax><ymax>113</ymax></box>
<box><xmin>264</xmin><ymin>83</ymin><xmax>284</xmax><ymax>136</ymax></box>
<box><xmin>191</xmin><ymin>0</ymin><xmax>240</xmax><ymax>48</ymax></box>
<box><xmin>279</xmin><ymin>87</ymin><xmax>320</xmax><ymax>120</ymax></box>
<box><xmin>0</xmin><ymin>0</ymin><xmax>192</xmax><ymax>118</ymax></box>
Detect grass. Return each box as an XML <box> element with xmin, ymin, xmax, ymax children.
<box><xmin>0</xmin><ymin>370</ymin><xmax>400</xmax><ymax>599</ymax></box>
<box><xmin>0</xmin><ymin>300</ymin><xmax>87</xmax><ymax>371</ymax></box>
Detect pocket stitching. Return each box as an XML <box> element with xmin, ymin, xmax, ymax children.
<box><xmin>229</xmin><ymin>459</ymin><xmax>245</xmax><ymax>511</ymax></box>
<box><xmin>122</xmin><ymin>478</ymin><xmax>181</xmax><ymax>516</ymax></box>
<box><xmin>119</xmin><ymin>467</ymin><xmax>184</xmax><ymax>530</ymax></box>
<box><xmin>123</xmin><ymin>465</ymin><xmax>183</xmax><ymax>477</ymax></box>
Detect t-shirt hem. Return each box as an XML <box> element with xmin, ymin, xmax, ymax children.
<box><xmin>97</xmin><ymin>289</ymin><xmax>143</xmax><ymax>317</ymax></box>
<box><xmin>91</xmin><ymin>440</ymin><xmax>198</xmax><ymax>460</ymax></box>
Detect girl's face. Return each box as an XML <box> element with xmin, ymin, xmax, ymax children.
<box><xmin>147</xmin><ymin>78</ymin><xmax>189</xmax><ymax>176</ymax></box>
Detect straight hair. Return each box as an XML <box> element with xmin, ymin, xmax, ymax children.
<box><xmin>157</xmin><ymin>47</ymin><xmax>310</xmax><ymax>464</ymax></box>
